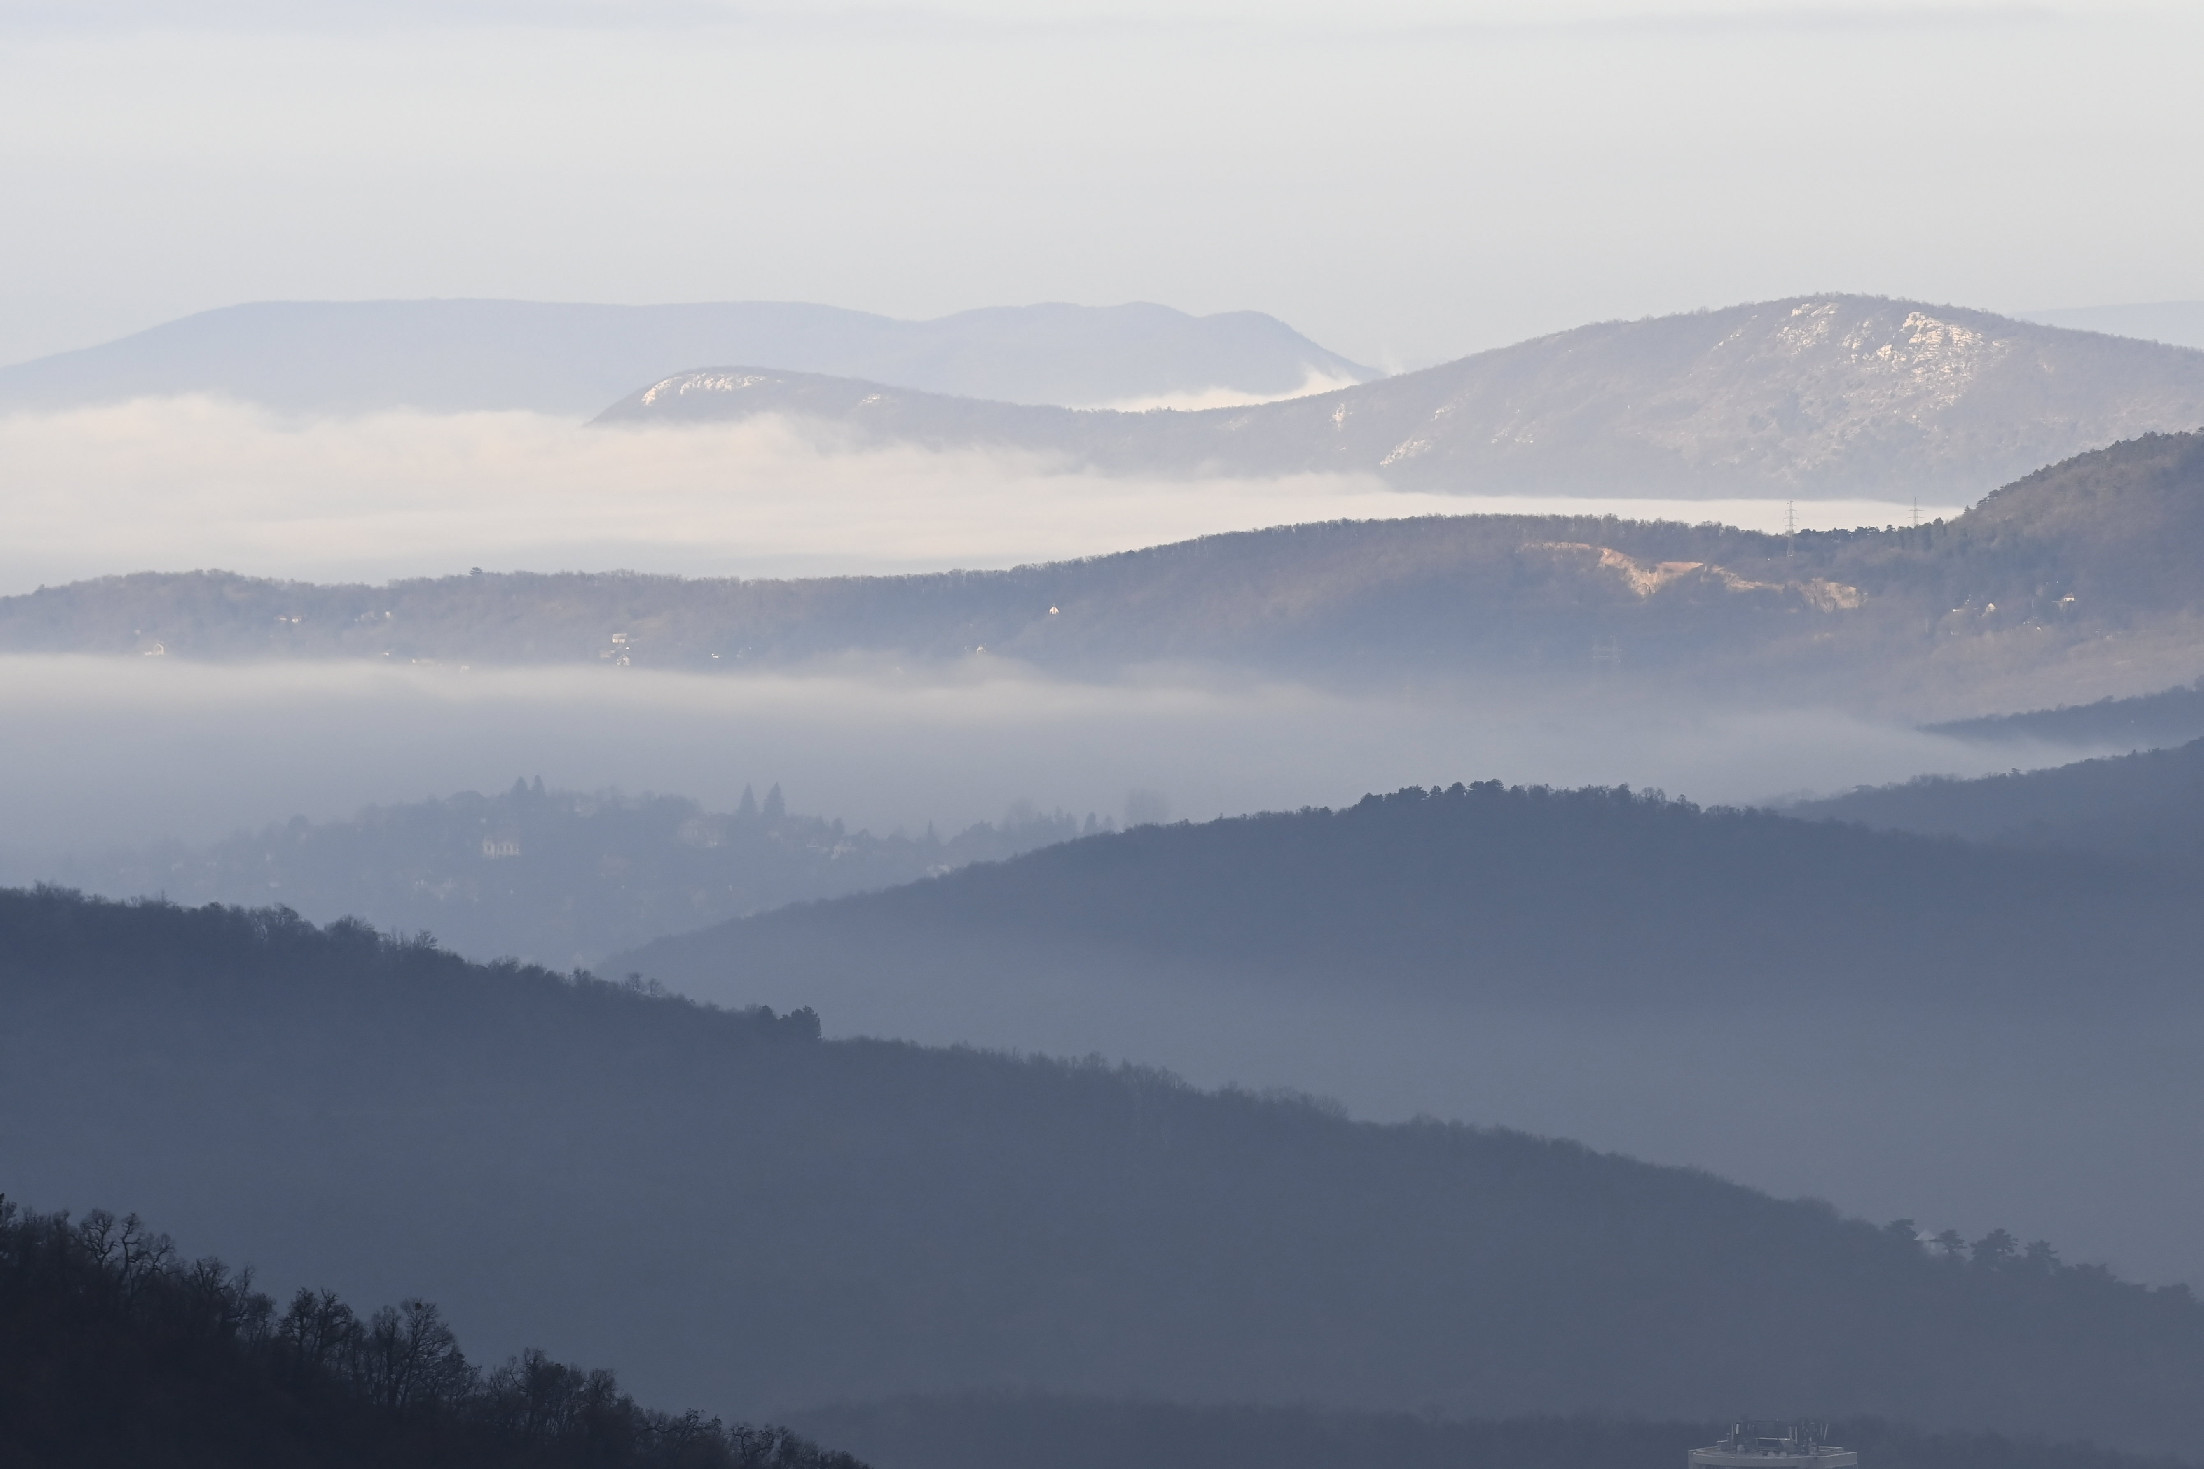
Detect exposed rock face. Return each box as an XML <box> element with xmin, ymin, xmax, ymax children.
<box><xmin>602</xmin><ymin>296</ymin><xmax>2204</xmax><ymax>501</ymax></box>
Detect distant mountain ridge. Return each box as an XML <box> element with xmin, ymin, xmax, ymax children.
<box><xmin>0</xmin><ymin>299</ymin><xmax>1372</xmax><ymax>417</ymax></box>
<box><xmin>602</xmin><ymin>295</ymin><xmax>2204</xmax><ymax>501</ymax></box>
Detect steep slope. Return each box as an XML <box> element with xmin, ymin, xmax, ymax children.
<box><xmin>613</xmin><ymin>784</ymin><xmax>2204</xmax><ymax>1287</ymax></box>
<box><xmin>600</xmin><ymin>296</ymin><xmax>2204</xmax><ymax>500</ymax></box>
<box><xmin>0</xmin><ymin>300</ymin><xmax>1370</xmax><ymax>417</ymax></box>
<box><xmin>5</xmin><ymin>887</ymin><xmax>2204</xmax><ymax>1454</ymax></box>
<box><xmin>8</xmin><ymin>428</ymin><xmax>2204</xmax><ymax>713</ymax></box>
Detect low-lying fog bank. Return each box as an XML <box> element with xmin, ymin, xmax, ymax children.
<box><xmin>2</xmin><ymin>650</ymin><xmax>2185</xmax><ymax>1296</ymax></box>
<box><xmin>0</xmin><ymin>654</ymin><xmax>2086</xmax><ymax>873</ymax></box>
<box><xmin>0</xmin><ymin>398</ymin><xmax>1955</xmax><ymax>591</ymax></box>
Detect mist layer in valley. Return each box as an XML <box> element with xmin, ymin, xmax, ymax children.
<box><xmin>0</xmin><ymin>647</ymin><xmax>2152</xmax><ymax>1294</ymax></box>
<box><xmin>0</xmin><ymin>653</ymin><xmax>2070</xmax><ymax>870</ymax></box>
<box><xmin>0</xmin><ymin>397</ymin><xmax>1945</xmax><ymax>593</ymax></box>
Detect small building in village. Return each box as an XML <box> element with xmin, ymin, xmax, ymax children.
<box><xmin>1691</xmin><ymin>1422</ymin><xmax>1857</xmax><ymax>1469</ymax></box>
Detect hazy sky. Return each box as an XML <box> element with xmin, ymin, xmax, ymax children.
<box><xmin>3</xmin><ymin>0</ymin><xmax>2200</xmax><ymax>369</ymax></box>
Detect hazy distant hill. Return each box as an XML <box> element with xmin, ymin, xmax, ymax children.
<box><xmin>7</xmin><ymin>886</ymin><xmax>2204</xmax><ymax>1454</ymax></box>
<box><xmin>619</xmin><ymin>782</ymin><xmax>2196</xmax><ymax>1019</ymax></box>
<box><xmin>612</xmin><ymin>782</ymin><xmax>2204</xmax><ymax>1288</ymax></box>
<box><xmin>9</xmin><ymin>429</ymin><xmax>2204</xmax><ymax>714</ymax></box>
<box><xmin>601</xmin><ymin>296</ymin><xmax>2204</xmax><ymax>501</ymax></box>
<box><xmin>1924</xmin><ymin>677</ymin><xmax>2204</xmax><ymax>749</ymax></box>
<box><xmin>0</xmin><ymin>300</ymin><xmax>1371</xmax><ymax>417</ymax></box>
<box><xmin>32</xmin><ymin>780</ymin><xmax>1098</xmax><ymax>969</ymax></box>
<box><xmin>1787</xmin><ymin>737</ymin><xmax>2204</xmax><ymax>861</ymax></box>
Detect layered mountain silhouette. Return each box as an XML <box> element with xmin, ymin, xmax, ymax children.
<box><xmin>1923</xmin><ymin>676</ymin><xmax>2204</xmax><ymax>749</ymax></box>
<box><xmin>0</xmin><ymin>300</ymin><xmax>1371</xmax><ymax>417</ymax></box>
<box><xmin>600</xmin><ymin>296</ymin><xmax>2204</xmax><ymax>500</ymax></box>
<box><xmin>1789</xmin><ymin>734</ymin><xmax>2204</xmax><ymax>859</ymax></box>
<box><xmin>6</xmin><ymin>885</ymin><xmax>2204</xmax><ymax>1454</ymax></box>
<box><xmin>9</xmin><ymin>428</ymin><xmax>2204</xmax><ymax>713</ymax></box>
<box><xmin>30</xmin><ymin>780</ymin><xmax>1105</xmax><ymax>969</ymax></box>
<box><xmin>611</xmin><ymin>782</ymin><xmax>2204</xmax><ymax>1288</ymax></box>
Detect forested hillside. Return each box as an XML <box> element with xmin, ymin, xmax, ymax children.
<box><xmin>5</xmin><ymin>886</ymin><xmax>2203</xmax><ymax>1453</ymax></box>
<box><xmin>1924</xmin><ymin>676</ymin><xmax>2204</xmax><ymax>749</ymax></box>
<box><xmin>0</xmin><ymin>1193</ymin><xmax>862</xmax><ymax>1469</ymax></box>
<box><xmin>8</xmin><ymin>428</ymin><xmax>2204</xmax><ymax>713</ymax></box>
<box><xmin>1788</xmin><ymin>736</ymin><xmax>2204</xmax><ymax>859</ymax></box>
<box><xmin>614</xmin><ymin>782</ymin><xmax>2204</xmax><ymax>1290</ymax></box>
<box><xmin>33</xmin><ymin>779</ymin><xmax>1096</xmax><ymax>968</ymax></box>
<box><xmin>623</xmin><ymin>782</ymin><xmax>2194</xmax><ymax>1012</ymax></box>
<box><xmin>787</xmin><ymin>1397</ymin><xmax>2188</xmax><ymax>1469</ymax></box>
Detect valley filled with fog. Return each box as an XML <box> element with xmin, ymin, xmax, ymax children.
<box><xmin>0</xmin><ymin>652</ymin><xmax>2065</xmax><ymax>866</ymax></box>
<box><xmin>0</xmin><ymin>397</ymin><xmax>1948</xmax><ymax>590</ymax></box>
<box><xmin>9</xmin><ymin>5</ymin><xmax>2204</xmax><ymax>1454</ymax></box>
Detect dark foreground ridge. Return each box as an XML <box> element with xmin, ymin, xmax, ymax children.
<box><xmin>4</xmin><ymin>886</ymin><xmax>2204</xmax><ymax>1452</ymax></box>
<box><xmin>0</xmin><ymin>1192</ymin><xmax>862</xmax><ymax>1469</ymax></box>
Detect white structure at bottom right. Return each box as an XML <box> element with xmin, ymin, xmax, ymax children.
<box><xmin>1690</xmin><ymin>1421</ymin><xmax>1857</xmax><ymax>1469</ymax></box>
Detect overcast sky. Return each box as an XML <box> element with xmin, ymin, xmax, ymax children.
<box><xmin>2</xmin><ymin>0</ymin><xmax>2200</xmax><ymax>369</ymax></box>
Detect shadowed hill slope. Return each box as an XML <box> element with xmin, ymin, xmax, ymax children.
<box><xmin>620</xmin><ymin>782</ymin><xmax>2196</xmax><ymax>1014</ymax></box>
<box><xmin>5</xmin><ymin>886</ymin><xmax>2204</xmax><ymax>1453</ymax></box>
<box><xmin>1788</xmin><ymin>736</ymin><xmax>2204</xmax><ymax>860</ymax></box>
<box><xmin>599</xmin><ymin>296</ymin><xmax>2204</xmax><ymax>500</ymax></box>
<box><xmin>1924</xmin><ymin>677</ymin><xmax>2204</xmax><ymax>749</ymax></box>
<box><xmin>612</xmin><ymin>783</ymin><xmax>2204</xmax><ymax>1288</ymax></box>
